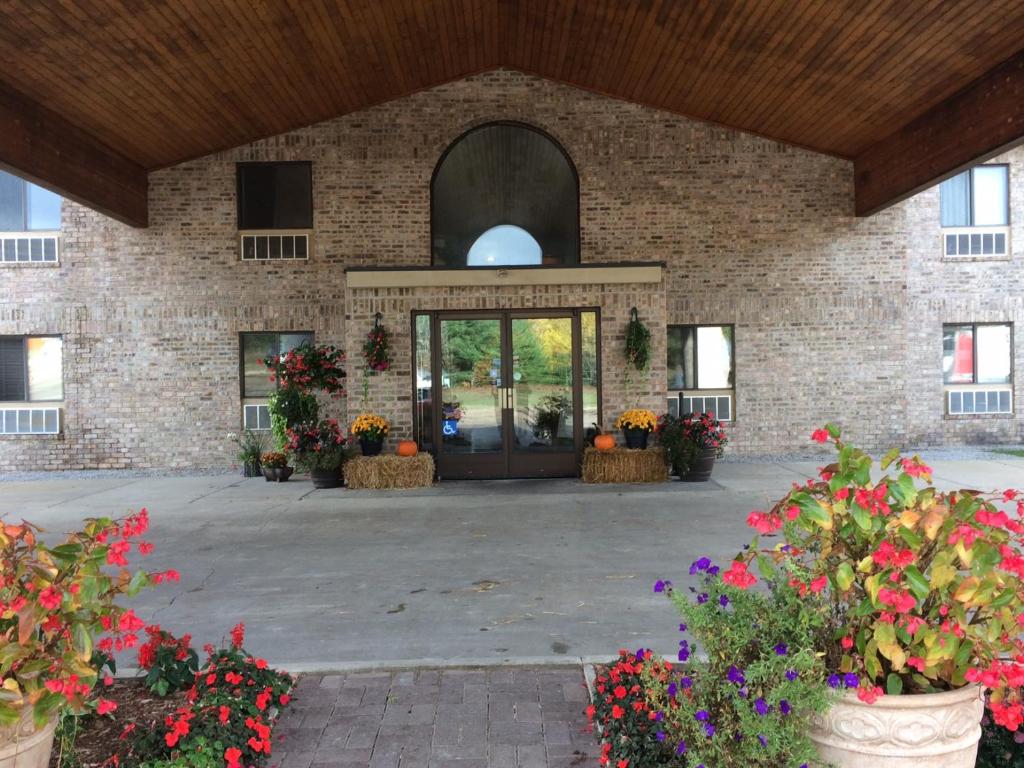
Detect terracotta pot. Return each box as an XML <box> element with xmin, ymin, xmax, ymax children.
<box><xmin>262</xmin><ymin>466</ymin><xmax>294</xmax><ymax>482</ymax></box>
<box><xmin>678</xmin><ymin>448</ymin><xmax>716</xmax><ymax>482</ymax></box>
<box><xmin>360</xmin><ymin>437</ymin><xmax>384</xmax><ymax>456</ymax></box>
<box><xmin>309</xmin><ymin>468</ymin><xmax>341</xmax><ymax>489</ymax></box>
<box><xmin>622</xmin><ymin>428</ymin><xmax>649</xmax><ymax>450</ymax></box>
<box><xmin>809</xmin><ymin>684</ymin><xmax>984</xmax><ymax>768</ymax></box>
<box><xmin>0</xmin><ymin>710</ymin><xmax>56</xmax><ymax>768</ymax></box>
<box><xmin>593</xmin><ymin>434</ymin><xmax>615</xmax><ymax>452</ymax></box>
<box><xmin>396</xmin><ymin>439</ymin><xmax>418</xmax><ymax>457</ymax></box>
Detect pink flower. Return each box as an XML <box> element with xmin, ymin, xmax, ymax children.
<box><xmin>811</xmin><ymin>429</ymin><xmax>830</xmax><ymax>444</ymax></box>
<box><xmin>809</xmin><ymin>575</ymin><xmax>828</xmax><ymax>594</ymax></box>
<box><xmin>97</xmin><ymin>698</ymin><xmax>117</xmax><ymax>715</ymax></box>
<box><xmin>722</xmin><ymin>560</ymin><xmax>757</xmax><ymax>590</ymax></box>
<box><xmin>38</xmin><ymin>586</ymin><xmax>62</xmax><ymax>611</ymax></box>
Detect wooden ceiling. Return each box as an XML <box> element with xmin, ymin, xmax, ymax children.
<box><xmin>2</xmin><ymin>0</ymin><xmax>1024</xmax><ymax>226</ymax></box>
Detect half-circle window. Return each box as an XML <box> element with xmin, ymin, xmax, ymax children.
<box><xmin>431</xmin><ymin>122</ymin><xmax>579</xmax><ymax>267</ymax></box>
<box><xmin>467</xmin><ymin>225</ymin><xmax>542</xmax><ymax>266</ymax></box>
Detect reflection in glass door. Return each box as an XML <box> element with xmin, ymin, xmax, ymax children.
<box><xmin>415</xmin><ymin>309</ymin><xmax>600</xmax><ymax>479</ymax></box>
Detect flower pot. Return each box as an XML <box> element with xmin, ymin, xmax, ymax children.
<box><xmin>262</xmin><ymin>466</ymin><xmax>294</xmax><ymax>482</ymax></box>
<box><xmin>360</xmin><ymin>437</ymin><xmax>384</xmax><ymax>456</ymax></box>
<box><xmin>0</xmin><ymin>710</ymin><xmax>56</xmax><ymax>768</ymax></box>
<box><xmin>242</xmin><ymin>460</ymin><xmax>261</xmax><ymax>478</ymax></box>
<box><xmin>809</xmin><ymin>685</ymin><xmax>984</xmax><ymax>768</ymax></box>
<box><xmin>678</xmin><ymin>448</ymin><xmax>716</xmax><ymax>482</ymax></box>
<box><xmin>622</xmin><ymin>428</ymin><xmax>650</xmax><ymax>450</ymax></box>
<box><xmin>310</xmin><ymin>468</ymin><xmax>341</xmax><ymax>489</ymax></box>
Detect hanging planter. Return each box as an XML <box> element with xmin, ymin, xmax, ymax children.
<box><xmin>624</xmin><ymin>307</ymin><xmax>651</xmax><ymax>371</ymax></box>
<box><xmin>363</xmin><ymin>312</ymin><xmax>391</xmax><ymax>373</ymax></box>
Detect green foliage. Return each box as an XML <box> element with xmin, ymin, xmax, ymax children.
<box><xmin>267</xmin><ymin>389</ymin><xmax>318</xmax><ymax>451</ymax></box>
<box><xmin>233</xmin><ymin>430</ymin><xmax>268</xmax><ymax>465</ymax></box>
<box><xmin>645</xmin><ymin>573</ymin><xmax>834</xmax><ymax>767</ymax></box>
<box><xmin>625</xmin><ymin>308</ymin><xmax>651</xmax><ymax>371</ymax></box>
<box><xmin>977</xmin><ymin>712</ymin><xmax>1024</xmax><ymax>767</ymax></box>
<box><xmin>138</xmin><ymin>626</ymin><xmax>199</xmax><ymax>697</ymax></box>
<box><xmin>53</xmin><ymin>710</ymin><xmax>86</xmax><ymax>768</ymax></box>
<box><xmin>531</xmin><ymin>392</ymin><xmax>571</xmax><ymax>440</ymax></box>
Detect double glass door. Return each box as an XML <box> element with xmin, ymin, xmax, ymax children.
<box><xmin>414</xmin><ymin>309</ymin><xmax>599</xmax><ymax>479</ymax></box>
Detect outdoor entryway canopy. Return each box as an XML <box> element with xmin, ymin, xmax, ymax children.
<box><xmin>1</xmin><ymin>1</ymin><xmax>1024</xmax><ymax>228</ymax></box>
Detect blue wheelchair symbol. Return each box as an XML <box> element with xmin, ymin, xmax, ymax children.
<box><xmin>442</xmin><ymin>419</ymin><xmax>459</xmax><ymax>437</ymax></box>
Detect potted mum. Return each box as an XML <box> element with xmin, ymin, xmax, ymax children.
<box><xmin>286</xmin><ymin>419</ymin><xmax>351</xmax><ymax>488</ymax></box>
<box><xmin>734</xmin><ymin>425</ymin><xmax>1024</xmax><ymax>767</ymax></box>
<box><xmin>351</xmin><ymin>413</ymin><xmax>390</xmax><ymax>456</ymax></box>
<box><xmin>656</xmin><ymin>411</ymin><xmax>728</xmax><ymax>481</ymax></box>
<box><xmin>614</xmin><ymin>408</ymin><xmax>657</xmax><ymax>449</ymax></box>
<box><xmin>0</xmin><ymin>510</ymin><xmax>158</xmax><ymax>767</ymax></box>
<box><xmin>260</xmin><ymin>451</ymin><xmax>293</xmax><ymax>482</ymax></box>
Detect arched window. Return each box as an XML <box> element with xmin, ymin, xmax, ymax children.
<box><xmin>431</xmin><ymin>122</ymin><xmax>579</xmax><ymax>267</ymax></box>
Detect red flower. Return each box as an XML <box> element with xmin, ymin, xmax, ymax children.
<box><xmin>97</xmin><ymin>698</ymin><xmax>117</xmax><ymax>715</ymax></box>
<box><xmin>811</xmin><ymin>428</ymin><xmax>830</xmax><ymax>443</ymax></box>
<box><xmin>230</xmin><ymin>622</ymin><xmax>246</xmax><ymax>649</ymax></box>
<box><xmin>224</xmin><ymin>747</ymin><xmax>242</xmax><ymax>768</ymax></box>
<box><xmin>722</xmin><ymin>560</ymin><xmax>756</xmax><ymax>589</ymax></box>
<box><xmin>613</xmin><ymin>685</ymin><xmax>627</xmax><ymax>699</ymax></box>
<box><xmin>611</xmin><ymin>704</ymin><xmax>625</xmax><ymax>719</ymax></box>
<box><xmin>38</xmin><ymin>586</ymin><xmax>62</xmax><ymax>611</ymax></box>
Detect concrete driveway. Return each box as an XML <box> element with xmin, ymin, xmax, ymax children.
<box><xmin>3</xmin><ymin>454</ymin><xmax>1023</xmax><ymax>671</ymax></box>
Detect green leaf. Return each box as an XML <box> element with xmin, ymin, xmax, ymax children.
<box><xmin>126</xmin><ymin>569</ymin><xmax>150</xmax><ymax>597</ymax></box>
<box><xmin>825</xmin><ymin>422</ymin><xmax>841</xmax><ymax>439</ymax></box>
<box><xmin>800</xmin><ymin>499</ymin><xmax>832</xmax><ymax>530</ymax></box>
<box><xmin>880</xmin><ymin>447</ymin><xmax>900</xmax><ymax>470</ymax></box>
<box><xmin>849</xmin><ymin>503</ymin><xmax>871</xmax><ymax>532</ymax></box>
<box><xmin>886</xmin><ymin>673</ymin><xmax>904</xmax><ymax>696</ymax></box>
<box><xmin>897</xmin><ymin>525</ymin><xmax>922</xmax><ymax>550</ymax></box>
<box><xmin>835</xmin><ymin>563</ymin><xmax>855</xmax><ymax>592</ymax></box>
<box><xmin>0</xmin><ymin>702</ymin><xmax>20</xmax><ymax>727</ymax></box>
<box><xmin>72</xmin><ymin>623</ymin><xmax>93</xmax><ymax>661</ymax></box>
<box><xmin>904</xmin><ymin>566</ymin><xmax>930</xmax><ymax>602</ymax></box>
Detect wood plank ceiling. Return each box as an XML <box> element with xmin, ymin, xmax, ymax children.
<box><xmin>2</xmin><ymin>0</ymin><xmax>1024</xmax><ymax>224</ymax></box>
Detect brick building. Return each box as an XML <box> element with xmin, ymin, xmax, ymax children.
<box><xmin>2</xmin><ymin>68</ymin><xmax>1022</xmax><ymax>475</ymax></box>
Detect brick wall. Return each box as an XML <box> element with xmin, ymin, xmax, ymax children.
<box><xmin>2</xmin><ymin>68</ymin><xmax>1022</xmax><ymax>470</ymax></box>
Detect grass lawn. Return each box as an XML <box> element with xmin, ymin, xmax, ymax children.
<box><xmin>993</xmin><ymin>448</ymin><xmax>1024</xmax><ymax>458</ymax></box>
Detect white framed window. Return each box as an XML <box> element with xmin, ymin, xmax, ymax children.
<box><xmin>0</xmin><ymin>171</ymin><xmax>61</xmax><ymax>263</ymax></box>
<box><xmin>0</xmin><ymin>335</ymin><xmax>64</xmax><ymax>435</ymax></box>
<box><xmin>239</xmin><ymin>331</ymin><xmax>313</xmax><ymax>430</ymax></box>
<box><xmin>243</xmin><ymin>404</ymin><xmax>271</xmax><ymax>431</ymax></box>
<box><xmin>942</xmin><ymin>323</ymin><xmax>1013</xmax><ymax>415</ymax></box>
<box><xmin>667</xmin><ymin>324</ymin><xmax>734</xmax><ymax>421</ymax></box>
<box><xmin>0</xmin><ymin>407</ymin><xmax>60</xmax><ymax>435</ymax></box>
<box><xmin>940</xmin><ymin>165</ymin><xmax>1009</xmax><ymax>258</ymax></box>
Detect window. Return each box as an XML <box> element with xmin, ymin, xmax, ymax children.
<box><xmin>942</xmin><ymin>323</ymin><xmax>1013</xmax><ymax>415</ymax></box>
<box><xmin>237</xmin><ymin>162</ymin><xmax>312</xmax><ymax>261</ymax></box>
<box><xmin>667</xmin><ymin>325</ymin><xmax>734</xmax><ymax>420</ymax></box>
<box><xmin>431</xmin><ymin>122</ymin><xmax>579</xmax><ymax>267</ymax></box>
<box><xmin>0</xmin><ymin>171</ymin><xmax>61</xmax><ymax>263</ymax></box>
<box><xmin>940</xmin><ymin>165</ymin><xmax>1009</xmax><ymax>257</ymax></box>
<box><xmin>0</xmin><ymin>336</ymin><xmax>63</xmax><ymax>402</ymax></box>
<box><xmin>239</xmin><ymin>332</ymin><xmax>313</xmax><ymax>429</ymax></box>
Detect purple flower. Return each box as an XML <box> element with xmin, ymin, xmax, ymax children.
<box><xmin>844</xmin><ymin>673</ymin><xmax>859</xmax><ymax>689</ymax></box>
<box><xmin>754</xmin><ymin>698</ymin><xmax>770</xmax><ymax>716</ymax></box>
<box><xmin>679</xmin><ymin>623</ymin><xmax>687</xmax><ymax>632</ymax></box>
<box><xmin>697</xmin><ymin>593</ymin><xmax>709</xmax><ymax>604</ymax></box>
<box><xmin>779</xmin><ymin>700</ymin><xmax>791</xmax><ymax>715</ymax></box>
<box><xmin>635</xmin><ymin>648</ymin><xmax>646</xmax><ymax>662</ymax></box>
<box><xmin>680</xmin><ymin>676</ymin><xmax>692</xmax><ymax>689</ymax></box>
<box><xmin>676</xmin><ymin>740</ymin><xmax>687</xmax><ymax>755</ymax></box>
<box><xmin>707</xmin><ymin>565</ymin><xmax>720</xmax><ymax>576</ymax></box>
<box><xmin>656</xmin><ymin>731</ymin><xmax>666</xmax><ymax>742</ymax></box>
<box><xmin>758</xmin><ymin>734</ymin><xmax>768</xmax><ymax>747</ymax></box>
<box><xmin>786</xmin><ymin>669</ymin><xmax>798</xmax><ymax>682</ymax></box>
<box><xmin>689</xmin><ymin>557</ymin><xmax>712</xmax><ymax>575</ymax></box>
<box><xmin>695</xmin><ymin>710</ymin><xmax>709</xmax><ymax>722</ymax></box>
<box><xmin>727</xmin><ymin>666</ymin><xmax>745</xmax><ymax>686</ymax></box>
<box><xmin>738</xmin><ymin>686</ymin><xmax>749</xmax><ymax>699</ymax></box>
<box><xmin>704</xmin><ymin>723</ymin><xmax>716</xmax><ymax>738</ymax></box>
<box><xmin>828</xmin><ymin>674</ymin><xmax>842</xmax><ymax>689</ymax></box>
<box><xmin>654</xmin><ymin>580</ymin><xmax>665</xmax><ymax>593</ymax></box>
<box><xmin>667</xmin><ymin>682</ymin><xmax>677</xmax><ymax>698</ymax></box>
<box><xmin>654</xmin><ymin>711</ymin><xmax>664</xmax><ymax>722</ymax></box>
<box><xmin>719</xmin><ymin>594</ymin><xmax>730</xmax><ymax>607</ymax></box>
<box><xmin>774</xmin><ymin>643</ymin><xmax>788</xmax><ymax>656</ymax></box>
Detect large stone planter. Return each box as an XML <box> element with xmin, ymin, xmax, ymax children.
<box><xmin>809</xmin><ymin>684</ymin><xmax>984</xmax><ymax>768</ymax></box>
<box><xmin>0</xmin><ymin>710</ymin><xmax>56</xmax><ymax>768</ymax></box>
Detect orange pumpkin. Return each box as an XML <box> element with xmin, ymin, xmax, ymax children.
<box><xmin>594</xmin><ymin>433</ymin><xmax>616</xmax><ymax>452</ymax></box>
<box><xmin>396</xmin><ymin>439</ymin><xmax>418</xmax><ymax>457</ymax></box>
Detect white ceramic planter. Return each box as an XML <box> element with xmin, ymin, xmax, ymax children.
<box><xmin>809</xmin><ymin>684</ymin><xmax>984</xmax><ymax>768</ymax></box>
<box><xmin>0</xmin><ymin>709</ymin><xmax>56</xmax><ymax>768</ymax></box>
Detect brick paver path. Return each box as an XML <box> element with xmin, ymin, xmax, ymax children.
<box><xmin>273</xmin><ymin>667</ymin><xmax>598</xmax><ymax>768</ymax></box>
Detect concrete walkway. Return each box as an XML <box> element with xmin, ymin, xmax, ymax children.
<box><xmin>2</xmin><ymin>455</ymin><xmax>1024</xmax><ymax>670</ymax></box>
<box><xmin>274</xmin><ymin>667</ymin><xmax>595</xmax><ymax>768</ymax></box>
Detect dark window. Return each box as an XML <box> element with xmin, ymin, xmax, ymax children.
<box><xmin>0</xmin><ymin>171</ymin><xmax>62</xmax><ymax>231</ymax></box>
<box><xmin>237</xmin><ymin>162</ymin><xmax>313</xmax><ymax>230</ymax></box>
<box><xmin>431</xmin><ymin>122</ymin><xmax>579</xmax><ymax>267</ymax></box>
<box><xmin>667</xmin><ymin>325</ymin><xmax>734</xmax><ymax>390</ymax></box>
<box><xmin>0</xmin><ymin>336</ymin><xmax>63</xmax><ymax>401</ymax></box>
<box><xmin>939</xmin><ymin>165</ymin><xmax>1009</xmax><ymax>227</ymax></box>
<box><xmin>942</xmin><ymin>323</ymin><xmax>1012</xmax><ymax>385</ymax></box>
<box><xmin>240</xmin><ymin>332</ymin><xmax>314</xmax><ymax>398</ymax></box>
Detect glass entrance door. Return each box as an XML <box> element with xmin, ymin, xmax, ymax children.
<box><xmin>416</xmin><ymin>310</ymin><xmax>600</xmax><ymax>479</ymax></box>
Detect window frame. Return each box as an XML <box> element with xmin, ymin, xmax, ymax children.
<box><xmin>235</xmin><ymin>161</ymin><xmax>314</xmax><ymax>231</ymax></box>
<box><xmin>238</xmin><ymin>331</ymin><xmax>315</xmax><ymax>401</ymax></box>
<box><xmin>429</xmin><ymin>120</ymin><xmax>581</xmax><ymax>268</ymax></box>
<box><xmin>940</xmin><ymin>164</ymin><xmax>1010</xmax><ymax>228</ymax></box>
<box><xmin>942</xmin><ymin>322</ymin><xmax>1014</xmax><ymax>387</ymax></box>
<box><xmin>667</xmin><ymin>324</ymin><xmax>736</xmax><ymax>391</ymax></box>
<box><xmin>0</xmin><ymin>172</ymin><xmax>63</xmax><ymax>233</ymax></box>
<box><xmin>0</xmin><ymin>335</ymin><xmax>64</xmax><ymax>403</ymax></box>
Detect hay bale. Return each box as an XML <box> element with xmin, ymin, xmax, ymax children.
<box><xmin>581</xmin><ymin>446</ymin><xmax>668</xmax><ymax>484</ymax></box>
<box><xmin>345</xmin><ymin>453</ymin><xmax>435</xmax><ymax>490</ymax></box>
